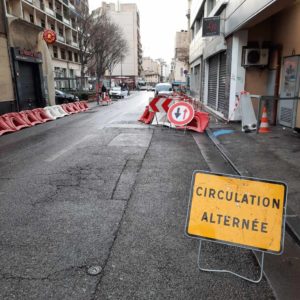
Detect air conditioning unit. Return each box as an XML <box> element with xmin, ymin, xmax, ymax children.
<box><xmin>243</xmin><ymin>48</ymin><xmax>269</xmax><ymax>67</ymax></box>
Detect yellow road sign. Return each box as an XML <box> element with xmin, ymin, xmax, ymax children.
<box><xmin>186</xmin><ymin>171</ymin><xmax>287</xmax><ymax>254</ymax></box>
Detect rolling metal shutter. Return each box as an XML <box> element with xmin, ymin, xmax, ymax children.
<box><xmin>207</xmin><ymin>55</ymin><xmax>218</xmax><ymax>109</ymax></box>
<box><xmin>217</xmin><ymin>52</ymin><xmax>227</xmax><ymax>115</ymax></box>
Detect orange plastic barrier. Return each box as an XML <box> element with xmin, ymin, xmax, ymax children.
<box><xmin>2</xmin><ymin>113</ymin><xmax>31</xmax><ymax>131</ymax></box>
<box><xmin>61</xmin><ymin>103</ymin><xmax>77</xmax><ymax>114</ymax></box>
<box><xmin>72</xmin><ymin>101</ymin><xmax>85</xmax><ymax>112</ymax></box>
<box><xmin>32</xmin><ymin>108</ymin><xmax>53</xmax><ymax>122</ymax></box>
<box><xmin>80</xmin><ymin>101</ymin><xmax>89</xmax><ymax>110</ymax></box>
<box><xmin>20</xmin><ymin>110</ymin><xmax>43</xmax><ymax>126</ymax></box>
<box><xmin>0</xmin><ymin>116</ymin><xmax>15</xmax><ymax>135</ymax></box>
<box><xmin>177</xmin><ymin>111</ymin><xmax>209</xmax><ymax>133</ymax></box>
<box><xmin>138</xmin><ymin>106</ymin><xmax>155</xmax><ymax>124</ymax></box>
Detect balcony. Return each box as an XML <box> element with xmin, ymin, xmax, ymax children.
<box><xmin>57</xmin><ymin>35</ymin><xmax>65</xmax><ymax>42</ymax></box>
<box><xmin>63</xmin><ymin>17</ymin><xmax>70</xmax><ymax>25</ymax></box>
<box><xmin>72</xmin><ymin>41</ymin><xmax>78</xmax><ymax>47</ymax></box>
<box><xmin>56</xmin><ymin>13</ymin><xmax>63</xmax><ymax>21</ymax></box>
<box><xmin>45</xmin><ymin>7</ymin><xmax>55</xmax><ymax>16</ymax></box>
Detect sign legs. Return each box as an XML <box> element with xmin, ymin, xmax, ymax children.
<box><xmin>197</xmin><ymin>241</ymin><xmax>265</xmax><ymax>284</ymax></box>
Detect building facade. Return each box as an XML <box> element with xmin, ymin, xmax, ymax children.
<box><xmin>172</xmin><ymin>30</ymin><xmax>189</xmax><ymax>86</ymax></box>
<box><xmin>0</xmin><ymin>0</ymin><xmax>15</xmax><ymax>114</ymax></box>
<box><xmin>2</xmin><ymin>0</ymin><xmax>85</xmax><ymax>114</ymax></box>
<box><xmin>93</xmin><ymin>2</ymin><xmax>142</xmax><ymax>88</ymax></box>
<box><xmin>189</xmin><ymin>0</ymin><xmax>300</xmax><ymax>128</ymax></box>
<box><xmin>142</xmin><ymin>56</ymin><xmax>160</xmax><ymax>85</ymax></box>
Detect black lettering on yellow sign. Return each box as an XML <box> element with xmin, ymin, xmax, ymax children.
<box><xmin>201</xmin><ymin>212</ymin><xmax>269</xmax><ymax>233</ymax></box>
<box><xmin>196</xmin><ymin>187</ymin><xmax>280</xmax><ymax>209</ymax></box>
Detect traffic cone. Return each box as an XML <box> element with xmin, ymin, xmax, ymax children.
<box><xmin>258</xmin><ymin>106</ymin><xmax>270</xmax><ymax>133</ymax></box>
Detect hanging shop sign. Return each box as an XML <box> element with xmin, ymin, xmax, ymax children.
<box><xmin>186</xmin><ymin>171</ymin><xmax>287</xmax><ymax>254</ymax></box>
<box><xmin>202</xmin><ymin>16</ymin><xmax>221</xmax><ymax>37</ymax></box>
<box><xmin>43</xmin><ymin>29</ymin><xmax>56</xmax><ymax>44</ymax></box>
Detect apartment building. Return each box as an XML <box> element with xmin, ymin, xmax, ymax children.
<box><xmin>3</xmin><ymin>0</ymin><xmax>85</xmax><ymax>112</ymax></box>
<box><xmin>142</xmin><ymin>57</ymin><xmax>160</xmax><ymax>85</ymax></box>
<box><xmin>0</xmin><ymin>0</ymin><xmax>15</xmax><ymax>114</ymax></box>
<box><xmin>189</xmin><ymin>0</ymin><xmax>300</xmax><ymax>129</ymax></box>
<box><xmin>172</xmin><ymin>30</ymin><xmax>189</xmax><ymax>86</ymax></box>
<box><xmin>93</xmin><ymin>2</ymin><xmax>142</xmax><ymax>88</ymax></box>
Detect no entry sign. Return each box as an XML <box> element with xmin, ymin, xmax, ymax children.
<box><xmin>167</xmin><ymin>102</ymin><xmax>194</xmax><ymax>126</ymax></box>
<box><xmin>186</xmin><ymin>171</ymin><xmax>287</xmax><ymax>254</ymax></box>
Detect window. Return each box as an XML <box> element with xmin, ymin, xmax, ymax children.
<box><xmin>41</xmin><ymin>19</ymin><xmax>45</xmax><ymax>28</ymax></box>
<box><xmin>74</xmin><ymin>53</ymin><xmax>78</xmax><ymax>62</ymax></box>
<box><xmin>50</xmin><ymin>24</ymin><xmax>55</xmax><ymax>31</ymax></box>
<box><xmin>72</xmin><ymin>35</ymin><xmax>77</xmax><ymax>43</ymax></box>
<box><xmin>68</xmin><ymin>51</ymin><xmax>73</xmax><ymax>61</ymax></box>
<box><xmin>61</xmin><ymin>49</ymin><xmax>66</xmax><ymax>60</ymax></box>
<box><xmin>59</xmin><ymin>28</ymin><xmax>63</xmax><ymax>37</ymax></box>
<box><xmin>49</xmin><ymin>1</ymin><xmax>53</xmax><ymax>9</ymax></box>
<box><xmin>53</xmin><ymin>46</ymin><xmax>58</xmax><ymax>58</ymax></box>
<box><xmin>29</xmin><ymin>14</ymin><xmax>34</xmax><ymax>23</ymax></box>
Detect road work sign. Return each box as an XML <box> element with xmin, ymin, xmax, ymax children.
<box><xmin>186</xmin><ymin>171</ymin><xmax>287</xmax><ymax>254</ymax></box>
<box><xmin>167</xmin><ymin>102</ymin><xmax>194</xmax><ymax>126</ymax></box>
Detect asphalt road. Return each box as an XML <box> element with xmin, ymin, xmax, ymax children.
<box><xmin>0</xmin><ymin>92</ymin><xmax>275</xmax><ymax>299</ymax></box>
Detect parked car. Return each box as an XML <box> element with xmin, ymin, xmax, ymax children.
<box><xmin>55</xmin><ymin>89</ymin><xmax>79</xmax><ymax>104</ymax></box>
<box><xmin>109</xmin><ymin>87</ymin><xmax>129</xmax><ymax>99</ymax></box>
<box><xmin>154</xmin><ymin>83</ymin><xmax>173</xmax><ymax>96</ymax></box>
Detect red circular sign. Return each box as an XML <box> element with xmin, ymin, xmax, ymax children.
<box><xmin>43</xmin><ymin>29</ymin><xmax>56</xmax><ymax>44</ymax></box>
<box><xmin>167</xmin><ymin>101</ymin><xmax>195</xmax><ymax>126</ymax></box>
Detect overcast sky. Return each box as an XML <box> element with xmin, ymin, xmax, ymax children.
<box><xmin>89</xmin><ymin>0</ymin><xmax>188</xmax><ymax>64</ymax></box>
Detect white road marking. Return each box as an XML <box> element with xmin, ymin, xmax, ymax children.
<box><xmin>45</xmin><ymin>134</ymin><xmax>95</xmax><ymax>162</ymax></box>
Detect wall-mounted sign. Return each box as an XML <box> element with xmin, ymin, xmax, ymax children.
<box><xmin>202</xmin><ymin>16</ymin><xmax>220</xmax><ymax>37</ymax></box>
<box><xmin>43</xmin><ymin>29</ymin><xmax>56</xmax><ymax>44</ymax></box>
<box><xmin>12</xmin><ymin>48</ymin><xmax>43</xmax><ymax>63</ymax></box>
<box><xmin>186</xmin><ymin>171</ymin><xmax>287</xmax><ymax>254</ymax></box>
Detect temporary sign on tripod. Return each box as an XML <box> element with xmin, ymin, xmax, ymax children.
<box><xmin>185</xmin><ymin>170</ymin><xmax>287</xmax><ymax>282</ymax></box>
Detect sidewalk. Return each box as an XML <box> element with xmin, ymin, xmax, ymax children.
<box><xmin>206</xmin><ymin>117</ymin><xmax>300</xmax><ymax>299</ymax></box>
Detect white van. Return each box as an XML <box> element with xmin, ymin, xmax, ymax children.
<box><xmin>154</xmin><ymin>83</ymin><xmax>173</xmax><ymax>96</ymax></box>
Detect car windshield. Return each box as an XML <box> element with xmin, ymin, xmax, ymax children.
<box><xmin>112</xmin><ymin>87</ymin><xmax>121</xmax><ymax>91</ymax></box>
<box><xmin>156</xmin><ymin>84</ymin><xmax>172</xmax><ymax>92</ymax></box>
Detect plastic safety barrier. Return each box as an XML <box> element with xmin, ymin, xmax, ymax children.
<box><xmin>138</xmin><ymin>106</ymin><xmax>155</xmax><ymax>124</ymax></box>
<box><xmin>32</xmin><ymin>108</ymin><xmax>54</xmax><ymax>122</ymax></box>
<box><xmin>177</xmin><ymin>111</ymin><xmax>210</xmax><ymax>133</ymax></box>
<box><xmin>79</xmin><ymin>101</ymin><xmax>89</xmax><ymax>111</ymax></box>
<box><xmin>99</xmin><ymin>94</ymin><xmax>112</xmax><ymax>106</ymax></box>
<box><xmin>61</xmin><ymin>103</ymin><xmax>77</xmax><ymax>114</ymax></box>
<box><xmin>73</xmin><ymin>101</ymin><xmax>86</xmax><ymax>112</ymax></box>
<box><xmin>44</xmin><ymin>106</ymin><xmax>59</xmax><ymax>119</ymax></box>
<box><xmin>0</xmin><ymin>116</ymin><xmax>15</xmax><ymax>135</ymax></box>
<box><xmin>20</xmin><ymin>110</ymin><xmax>43</xmax><ymax>126</ymax></box>
<box><xmin>44</xmin><ymin>105</ymin><xmax>68</xmax><ymax>119</ymax></box>
<box><xmin>2</xmin><ymin>113</ymin><xmax>31</xmax><ymax>131</ymax></box>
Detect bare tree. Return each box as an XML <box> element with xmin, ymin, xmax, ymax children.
<box><xmin>90</xmin><ymin>15</ymin><xmax>128</xmax><ymax>90</ymax></box>
<box><xmin>76</xmin><ymin>4</ymin><xmax>103</xmax><ymax>90</ymax></box>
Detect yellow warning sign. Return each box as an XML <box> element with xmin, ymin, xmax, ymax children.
<box><xmin>186</xmin><ymin>171</ymin><xmax>287</xmax><ymax>254</ymax></box>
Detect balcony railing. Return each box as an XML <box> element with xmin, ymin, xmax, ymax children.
<box><xmin>45</xmin><ymin>7</ymin><xmax>55</xmax><ymax>16</ymax></box>
<box><xmin>56</xmin><ymin>13</ymin><xmax>63</xmax><ymax>21</ymax></box>
<box><xmin>72</xmin><ymin>41</ymin><xmax>78</xmax><ymax>47</ymax></box>
<box><xmin>69</xmin><ymin>3</ymin><xmax>75</xmax><ymax>10</ymax></box>
<box><xmin>58</xmin><ymin>35</ymin><xmax>65</xmax><ymax>42</ymax></box>
<box><xmin>63</xmin><ymin>17</ymin><xmax>70</xmax><ymax>25</ymax></box>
